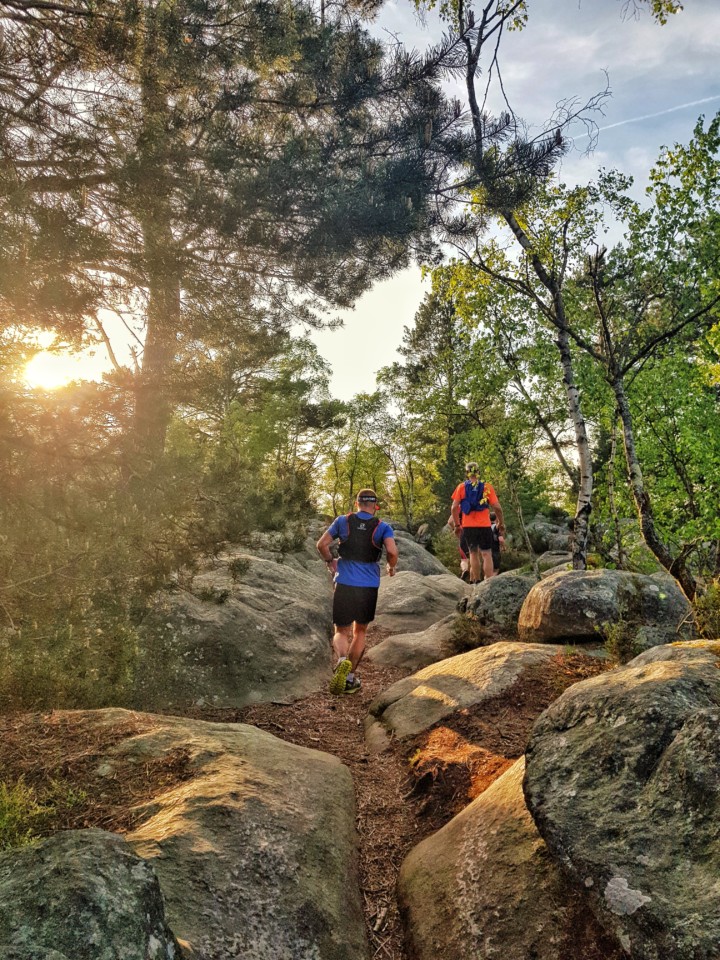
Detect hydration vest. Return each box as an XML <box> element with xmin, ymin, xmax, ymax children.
<box><xmin>460</xmin><ymin>479</ymin><xmax>489</xmax><ymax>515</ymax></box>
<box><xmin>338</xmin><ymin>513</ymin><xmax>383</xmax><ymax>563</ymax></box>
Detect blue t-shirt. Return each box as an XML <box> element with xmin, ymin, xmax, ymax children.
<box><xmin>327</xmin><ymin>512</ymin><xmax>395</xmax><ymax>588</ymax></box>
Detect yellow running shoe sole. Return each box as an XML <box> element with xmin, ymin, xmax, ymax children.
<box><xmin>329</xmin><ymin>658</ymin><xmax>352</xmax><ymax>696</ymax></box>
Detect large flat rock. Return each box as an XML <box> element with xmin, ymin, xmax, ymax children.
<box><xmin>388</xmin><ymin>531</ymin><xmax>450</xmax><ymax>576</ymax></box>
<box><xmin>366</xmin><ymin>615</ymin><xmax>456</xmax><ymax>670</ymax></box>
<box><xmin>398</xmin><ymin>758</ymin><xmax>626</xmax><ymax>960</ymax></box>
<box><xmin>365</xmin><ymin>641</ymin><xmax>562</xmax><ymax>749</ymax></box>
<box><xmin>373</xmin><ymin>571</ymin><xmax>469</xmax><ymax>635</ymax></box>
<box><xmin>524</xmin><ymin>640</ymin><xmax>720</xmax><ymax>960</ymax></box>
<box><xmin>66</xmin><ymin>709</ymin><xmax>368</xmax><ymax>960</ymax></box>
<box><xmin>135</xmin><ymin>536</ymin><xmax>333</xmax><ymax>709</ymax></box>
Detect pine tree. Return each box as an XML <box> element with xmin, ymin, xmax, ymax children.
<box><xmin>0</xmin><ymin>0</ymin><xmax>450</xmax><ymax>458</ymax></box>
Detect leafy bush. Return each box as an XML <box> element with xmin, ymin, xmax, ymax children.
<box><xmin>432</xmin><ymin>528</ymin><xmax>462</xmax><ymax>576</ymax></box>
<box><xmin>603</xmin><ymin>619</ymin><xmax>643</xmax><ymax>664</ymax></box>
<box><xmin>694</xmin><ymin>579</ymin><xmax>720</xmax><ymax>639</ymax></box>
<box><xmin>0</xmin><ymin>778</ymin><xmax>87</xmax><ymax>852</ymax></box>
<box><xmin>448</xmin><ymin>615</ymin><xmax>493</xmax><ymax>654</ymax></box>
<box><xmin>228</xmin><ymin>557</ymin><xmax>251</xmax><ymax>581</ymax></box>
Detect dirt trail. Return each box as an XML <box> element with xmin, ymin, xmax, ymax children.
<box><xmin>208</xmin><ymin>629</ymin><xmax>608</xmax><ymax>960</ymax></box>
<box><xmin>0</xmin><ymin>626</ymin><xmax>608</xmax><ymax>960</ymax></box>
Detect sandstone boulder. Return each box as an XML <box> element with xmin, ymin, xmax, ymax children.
<box><xmin>0</xmin><ymin>829</ymin><xmax>179</xmax><ymax>960</ymax></box>
<box><xmin>540</xmin><ymin>561</ymin><xmax>573</xmax><ymax>579</ymax></box>
<box><xmin>462</xmin><ymin>572</ymin><xmax>537</xmax><ymax>639</ymax></box>
<box><xmin>547</xmin><ymin>530</ymin><xmax>572</xmax><ymax>552</ymax></box>
<box><xmin>518</xmin><ymin>569</ymin><xmax>694</xmax><ymax>647</ymax></box>
<box><xmin>70</xmin><ymin>708</ymin><xmax>367</xmax><ymax>960</ymax></box>
<box><xmin>387</xmin><ymin>530</ymin><xmax>449</xmax><ymax>577</ymax></box>
<box><xmin>526</xmin><ymin>516</ymin><xmax>571</xmax><ymax>553</ymax></box>
<box><xmin>365</xmin><ymin>641</ymin><xmax>562</xmax><ymax>750</ymax></box>
<box><xmin>367</xmin><ymin>614</ymin><xmax>456</xmax><ymax>670</ymax></box>
<box><xmin>537</xmin><ymin>550</ymin><xmax>574</xmax><ymax>572</ymax></box>
<box><xmin>135</xmin><ymin>536</ymin><xmax>333</xmax><ymax>709</ymax></box>
<box><xmin>524</xmin><ymin>640</ymin><xmax>720</xmax><ymax>960</ymax></box>
<box><xmin>398</xmin><ymin>758</ymin><xmax>626</xmax><ymax>960</ymax></box>
<box><xmin>373</xmin><ymin>571</ymin><xmax>469</xmax><ymax>635</ymax></box>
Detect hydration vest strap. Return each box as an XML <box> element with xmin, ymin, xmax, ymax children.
<box><xmin>337</xmin><ymin>512</ymin><xmax>352</xmax><ymax>542</ymax></box>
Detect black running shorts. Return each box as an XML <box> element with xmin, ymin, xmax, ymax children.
<box><xmin>463</xmin><ymin>527</ymin><xmax>493</xmax><ymax>552</ymax></box>
<box><xmin>332</xmin><ymin>583</ymin><xmax>379</xmax><ymax>627</ymax></box>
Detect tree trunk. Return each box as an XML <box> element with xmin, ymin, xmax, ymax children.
<box><xmin>132</xmin><ymin>25</ymin><xmax>180</xmax><ymax>462</ymax></box>
<box><xmin>133</xmin><ymin>248</ymin><xmax>179</xmax><ymax>458</ymax></box>
<box><xmin>506</xmin><ymin>466</ymin><xmax>540</xmax><ymax>581</ymax></box>
<box><xmin>555</xmin><ymin>318</ymin><xmax>593</xmax><ymax>569</ymax></box>
<box><xmin>613</xmin><ymin>376</ymin><xmax>698</xmax><ymax>600</ymax></box>
<box><xmin>607</xmin><ymin>417</ymin><xmax>627</xmax><ymax>569</ymax></box>
<box><xmin>501</xmin><ymin>210</ymin><xmax>593</xmax><ymax>569</ymax></box>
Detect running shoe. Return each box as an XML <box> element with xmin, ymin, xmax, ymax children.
<box><xmin>329</xmin><ymin>657</ymin><xmax>352</xmax><ymax>695</ymax></box>
<box><xmin>344</xmin><ymin>676</ymin><xmax>362</xmax><ymax>694</ymax></box>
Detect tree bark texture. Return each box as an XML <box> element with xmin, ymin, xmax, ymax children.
<box><xmin>613</xmin><ymin>377</ymin><xmax>697</xmax><ymax>600</ymax></box>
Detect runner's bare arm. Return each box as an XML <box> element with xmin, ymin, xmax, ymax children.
<box><xmin>316</xmin><ymin>531</ymin><xmax>337</xmax><ymax>570</ymax></box>
<box><xmin>385</xmin><ymin>537</ymin><xmax>398</xmax><ymax>577</ymax></box>
<box><xmin>451</xmin><ymin>499</ymin><xmax>462</xmax><ymax>535</ymax></box>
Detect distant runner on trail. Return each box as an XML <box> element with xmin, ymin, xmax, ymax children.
<box><xmin>447</xmin><ymin>512</ymin><xmax>470</xmax><ymax>582</ymax></box>
<box><xmin>451</xmin><ymin>462</ymin><xmax>505</xmax><ymax>584</ymax></box>
<box><xmin>317</xmin><ymin>489</ymin><xmax>398</xmax><ymax>696</ymax></box>
<box><xmin>490</xmin><ymin>511</ymin><xmax>504</xmax><ymax>574</ymax></box>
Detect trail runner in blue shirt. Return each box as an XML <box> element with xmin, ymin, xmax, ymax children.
<box><xmin>316</xmin><ymin>489</ymin><xmax>398</xmax><ymax>695</ymax></box>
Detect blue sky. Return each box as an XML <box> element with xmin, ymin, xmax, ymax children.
<box><xmin>312</xmin><ymin>0</ymin><xmax>720</xmax><ymax>399</ymax></box>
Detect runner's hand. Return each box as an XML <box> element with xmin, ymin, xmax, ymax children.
<box><xmin>326</xmin><ymin>558</ymin><xmax>337</xmax><ymax>577</ymax></box>
<box><xmin>387</xmin><ymin>562</ymin><xmax>396</xmax><ymax>577</ymax></box>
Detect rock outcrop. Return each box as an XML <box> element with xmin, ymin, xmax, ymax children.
<box><xmin>373</xmin><ymin>571</ymin><xmax>469</xmax><ymax>635</ymax></box>
<box><xmin>64</xmin><ymin>709</ymin><xmax>368</xmax><ymax>960</ymax></box>
<box><xmin>389</xmin><ymin>530</ymin><xmax>450</xmax><ymax>576</ymax></box>
<box><xmin>0</xmin><ymin>829</ymin><xmax>179</xmax><ymax>960</ymax></box>
<box><xmin>365</xmin><ymin>641</ymin><xmax>563</xmax><ymax>750</ymax></box>
<box><xmin>460</xmin><ymin>572</ymin><xmax>536</xmax><ymax>639</ymax></box>
<box><xmin>518</xmin><ymin>569</ymin><xmax>694</xmax><ymax>648</ymax></box>
<box><xmin>135</xmin><ymin>536</ymin><xmax>333</xmax><ymax>709</ymax></box>
<box><xmin>367</xmin><ymin>614</ymin><xmax>456</xmax><ymax>671</ymax></box>
<box><xmin>526</xmin><ymin>515</ymin><xmax>572</xmax><ymax>553</ymax></box>
<box><xmin>398</xmin><ymin>758</ymin><xmax>626</xmax><ymax>960</ymax></box>
<box><xmin>536</xmin><ymin>550</ymin><xmax>574</xmax><ymax>572</ymax></box>
<box><xmin>524</xmin><ymin>640</ymin><xmax>720</xmax><ymax>960</ymax></box>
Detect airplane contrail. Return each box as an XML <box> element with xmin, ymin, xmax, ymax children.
<box><xmin>575</xmin><ymin>94</ymin><xmax>720</xmax><ymax>139</ymax></box>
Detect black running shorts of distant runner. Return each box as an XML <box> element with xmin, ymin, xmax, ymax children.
<box><xmin>463</xmin><ymin>527</ymin><xmax>494</xmax><ymax>552</ymax></box>
<box><xmin>332</xmin><ymin>583</ymin><xmax>378</xmax><ymax>626</ymax></box>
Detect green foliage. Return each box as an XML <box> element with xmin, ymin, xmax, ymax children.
<box><xmin>1</xmin><ymin>0</ymin><xmax>451</xmax><ymax>455</ymax></box>
<box><xmin>0</xmin><ymin>329</ymin><xmax>335</xmax><ymax>712</ymax></box>
<box><xmin>694</xmin><ymin>580</ymin><xmax>720</xmax><ymax>640</ymax></box>
<box><xmin>432</xmin><ymin>529</ymin><xmax>462</xmax><ymax>576</ymax></box>
<box><xmin>0</xmin><ymin>780</ymin><xmax>45</xmax><ymax>851</ymax></box>
<box><xmin>449</xmin><ymin>615</ymin><xmax>492</xmax><ymax>655</ymax></box>
<box><xmin>603</xmin><ymin>619</ymin><xmax>643</xmax><ymax>665</ymax></box>
<box><xmin>0</xmin><ymin>778</ymin><xmax>87</xmax><ymax>852</ymax></box>
<box><xmin>228</xmin><ymin>558</ymin><xmax>251</xmax><ymax>581</ymax></box>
